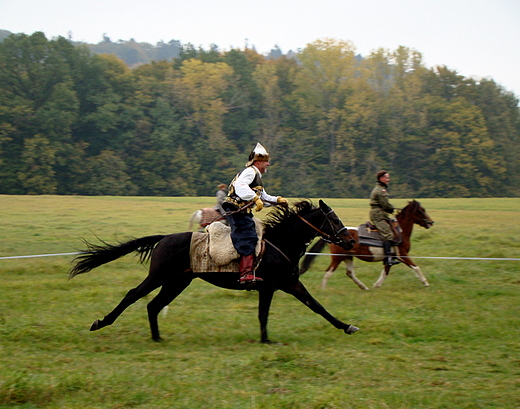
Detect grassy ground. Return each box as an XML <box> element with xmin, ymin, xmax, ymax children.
<box><xmin>1</xmin><ymin>196</ymin><xmax>519</xmax><ymax>408</ymax></box>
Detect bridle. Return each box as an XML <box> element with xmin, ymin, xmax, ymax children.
<box><xmin>264</xmin><ymin>206</ymin><xmax>350</xmax><ymax>269</ymax></box>
<box><xmin>398</xmin><ymin>204</ymin><xmax>434</xmax><ymax>228</ymax></box>
<box><xmin>297</xmin><ymin>208</ymin><xmax>349</xmax><ymax>246</ymax></box>
<box><xmin>411</xmin><ymin>207</ymin><xmax>434</xmax><ymax>228</ymax></box>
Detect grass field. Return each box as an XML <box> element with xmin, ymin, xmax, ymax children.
<box><xmin>1</xmin><ymin>195</ymin><xmax>519</xmax><ymax>408</ymax></box>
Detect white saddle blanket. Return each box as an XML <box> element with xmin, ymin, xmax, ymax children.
<box><xmin>189</xmin><ymin>219</ymin><xmax>263</xmax><ymax>273</ymax></box>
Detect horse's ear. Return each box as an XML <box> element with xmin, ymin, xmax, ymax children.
<box><xmin>319</xmin><ymin>200</ymin><xmax>331</xmax><ymax>212</ymax></box>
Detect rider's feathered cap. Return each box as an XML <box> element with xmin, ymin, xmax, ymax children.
<box><xmin>246</xmin><ymin>142</ymin><xmax>270</xmax><ymax>167</ymax></box>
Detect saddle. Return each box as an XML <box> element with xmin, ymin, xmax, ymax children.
<box><xmin>189</xmin><ymin>218</ymin><xmax>264</xmax><ymax>273</ymax></box>
<box><xmin>357</xmin><ymin>219</ymin><xmax>402</xmax><ymax>247</ymax></box>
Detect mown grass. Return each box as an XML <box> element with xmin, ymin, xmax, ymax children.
<box><xmin>1</xmin><ymin>195</ymin><xmax>519</xmax><ymax>408</ymax></box>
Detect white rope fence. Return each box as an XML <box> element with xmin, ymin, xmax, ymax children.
<box><xmin>0</xmin><ymin>252</ymin><xmax>80</xmax><ymax>260</ymax></box>
<box><xmin>304</xmin><ymin>253</ymin><xmax>520</xmax><ymax>261</ymax></box>
<box><xmin>1</xmin><ymin>252</ymin><xmax>520</xmax><ymax>261</ymax></box>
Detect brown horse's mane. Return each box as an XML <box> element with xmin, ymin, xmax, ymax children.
<box><xmin>263</xmin><ymin>199</ymin><xmax>315</xmax><ymax>232</ymax></box>
<box><xmin>397</xmin><ymin>200</ymin><xmax>420</xmax><ymax>217</ymax></box>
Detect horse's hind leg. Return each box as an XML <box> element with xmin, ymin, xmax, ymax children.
<box><xmin>146</xmin><ymin>274</ymin><xmax>193</xmax><ymax>342</ymax></box>
<box><xmin>321</xmin><ymin>258</ymin><xmax>341</xmax><ymax>289</ymax></box>
<box><xmin>373</xmin><ymin>265</ymin><xmax>390</xmax><ymax>288</ymax></box>
<box><xmin>408</xmin><ymin>263</ymin><xmax>429</xmax><ymax>287</ymax></box>
<box><xmin>321</xmin><ymin>270</ymin><xmax>334</xmax><ymax>289</ymax></box>
<box><xmin>90</xmin><ymin>275</ymin><xmax>162</xmax><ymax>332</ymax></box>
<box><xmin>345</xmin><ymin>258</ymin><xmax>369</xmax><ymax>291</ymax></box>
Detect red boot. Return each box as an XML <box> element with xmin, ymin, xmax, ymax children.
<box><xmin>238</xmin><ymin>254</ymin><xmax>262</xmax><ymax>284</ymax></box>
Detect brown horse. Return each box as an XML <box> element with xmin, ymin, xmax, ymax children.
<box><xmin>300</xmin><ymin>200</ymin><xmax>434</xmax><ymax>290</ymax></box>
<box><xmin>188</xmin><ymin>208</ymin><xmax>226</xmax><ymax>232</ymax></box>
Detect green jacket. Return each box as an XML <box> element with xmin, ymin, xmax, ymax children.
<box><xmin>369</xmin><ymin>182</ymin><xmax>394</xmax><ymax>215</ymax></box>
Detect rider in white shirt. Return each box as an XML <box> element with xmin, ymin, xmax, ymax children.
<box><xmin>222</xmin><ymin>143</ymin><xmax>288</xmax><ymax>284</ymax></box>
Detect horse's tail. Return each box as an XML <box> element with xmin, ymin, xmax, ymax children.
<box><xmin>188</xmin><ymin>210</ymin><xmax>200</xmax><ymax>231</ymax></box>
<box><xmin>299</xmin><ymin>238</ymin><xmax>327</xmax><ymax>275</ymax></box>
<box><xmin>69</xmin><ymin>235</ymin><xmax>167</xmax><ymax>279</ymax></box>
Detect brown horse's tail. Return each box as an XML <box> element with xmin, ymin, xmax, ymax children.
<box><xmin>299</xmin><ymin>238</ymin><xmax>327</xmax><ymax>275</ymax></box>
<box><xmin>69</xmin><ymin>235</ymin><xmax>166</xmax><ymax>279</ymax></box>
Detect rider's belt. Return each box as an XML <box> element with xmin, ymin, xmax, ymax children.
<box><xmin>224</xmin><ymin>196</ymin><xmax>253</xmax><ymax>213</ymax></box>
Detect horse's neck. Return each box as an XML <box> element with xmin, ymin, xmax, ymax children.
<box><xmin>265</xmin><ymin>223</ymin><xmax>314</xmax><ymax>260</ymax></box>
<box><xmin>397</xmin><ymin>211</ymin><xmax>413</xmax><ymax>250</ymax></box>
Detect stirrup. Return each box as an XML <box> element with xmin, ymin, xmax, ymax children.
<box><xmin>238</xmin><ymin>273</ymin><xmax>263</xmax><ymax>284</ymax></box>
<box><xmin>385</xmin><ymin>257</ymin><xmax>400</xmax><ymax>266</ymax></box>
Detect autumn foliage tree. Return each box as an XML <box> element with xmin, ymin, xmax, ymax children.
<box><xmin>0</xmin><ymin>32</ymin><xmax>518</xmax><ymax>197</ymax></box>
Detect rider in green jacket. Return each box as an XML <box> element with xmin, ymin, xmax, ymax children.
<box><xmin>369</xmin><ymin>170</ymin><xmax>400</xmax><ymax>266</ymax></box>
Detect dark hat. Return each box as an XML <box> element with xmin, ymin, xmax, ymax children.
<box><xmin>376</xmin><ymin>170</ymin><xmax>388</xmax><ymax>181</ymax></box>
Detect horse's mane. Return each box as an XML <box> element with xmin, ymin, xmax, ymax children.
<box><xmin>397</xmin><ymin>200</ymin><xmax>420</xmax><ymax>216</ymax></box>
<box><xmin>263</xmin><ymin>200</ymin><xmax>315</xmax><ymax>233</ymax></box>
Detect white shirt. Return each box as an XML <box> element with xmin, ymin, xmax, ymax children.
<box><xmin>234</xmin><ymin>166</ymin><xmax>279</xmax><ymax>204</ymax></box>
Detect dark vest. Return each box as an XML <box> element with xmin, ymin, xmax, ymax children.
<box><xmin>225</xmin><ymin>166</ymin><xmax>263</xmax><ymax>210</ymax></box>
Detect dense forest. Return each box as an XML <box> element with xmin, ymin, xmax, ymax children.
<box><xmin>0</xmin><ymin>31</ymin><xmax>519</xmax><ymax>197</ymax></box>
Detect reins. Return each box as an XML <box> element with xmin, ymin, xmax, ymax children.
<box><xmin>265</xmin><ymin>208</ymin><xmax>347</xmax><ymax>266</ymax></box>
<box><xmin>297</xmin><ymin>211</ymin><xmax>347</xmax><ymax>245</ymax></box>
<box><xmin>263</xmin><ymin>238</ymin><xmax>293</xmax><ymax>265</ymax></box>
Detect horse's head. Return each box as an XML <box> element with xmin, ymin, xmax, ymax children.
<box><xmin>314</xmin><ymin>200</ymin><xmax>356</xmax><ymax>250</ymax></box>
<box><xmin>407</xmin><ymin>200</ymin><xmax>434</xmax><ymax>229</ymax></box>
<box><xmin>264</xmin><ymin>200</ymin><xmax>356</xmax><ymax>251</ymax></box>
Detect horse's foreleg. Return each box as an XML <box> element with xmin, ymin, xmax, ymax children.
<box><xmin>258</xmin><ymin>289</ymin><xmax>275</xmax><ymax>343</ymax></box>
<box><xmin>146</xmin><ymin>274</ymin><xmax>193</xmax><ymax>342</ymax></box>
<box><xmin>90</xmin><ymin>276</ymin><xmax>161</xmax><ymax>332</ymax></box>
<box><xmin>345</xmin><ymin>258</ymin><xmax>369</xmax><ymax>290</ymax></box>
<box><xmin>284</xmin><ymin>280</ymin><xmax>359</xmax><ymax>335</ymax></box>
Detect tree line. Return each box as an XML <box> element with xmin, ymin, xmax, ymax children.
<box><xmin>0</xmin><ymin>32</ymin><xmax>518</xmax><ymax>198</ymax></box>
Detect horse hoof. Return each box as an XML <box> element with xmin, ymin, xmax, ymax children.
<box><xmin>261</xmin><ymin>339</ymin><xmax>286</xmax><ymax>345</ymax></box>
<box><xmin>345</xmin><ymin>325</ymin><xmax>359</xmax><ymax>334</ymax></box>
<box><xmin>90</xmin><ymin>320</ymin><xmax>100</xmax><ymax>331</ymax></box>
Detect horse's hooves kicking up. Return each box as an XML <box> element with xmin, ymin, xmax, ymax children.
<box><xmin>90</xmin><ymin>319</ymin><xmax>101</xmax><ymax>331</ymax></box>
<box><xmin>345</xmin><ymin>325</ymin><xmax>359</xmax><ymax>334</ymax></box>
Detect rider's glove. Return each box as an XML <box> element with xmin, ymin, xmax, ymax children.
<box><xmin>254</xmin><ymin>196</ymin><xmax>264</xmax><ymax>212</ymax></box>
<box><xmin>277</xmin><ymin>197</ymin><xmax>289</xmax><ymax>207</ymax></box>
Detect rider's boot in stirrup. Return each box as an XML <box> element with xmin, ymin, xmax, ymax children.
<box><xmin>238</xmin><ymin>254</ymin><xmax>262</xmax><ymax>284</ymax></box>
<box><xmin>383</xmin><ymin>241</ymin><xmax>400</xmax><ymax>266</ymax></box>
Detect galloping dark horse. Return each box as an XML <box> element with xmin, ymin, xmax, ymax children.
<box><xmin>69</xmin><ymin>200</ymin><xmax>359</xmax><ymax>343</ymax></box>
<box><xmin>300</xmin><ymin>200</ymin><xmax>434</xmax><ymax>290</ymax></box>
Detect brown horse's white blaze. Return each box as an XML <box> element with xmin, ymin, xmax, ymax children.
<box><xmin>304</xmin><ymin>200</ymin><xmax>434</xmax><ymax>290</ymax></box>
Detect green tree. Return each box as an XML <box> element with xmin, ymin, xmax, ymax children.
<box><xmin>363</xmin><ymin>47</ymin><xmax>430</xmax><ymax>195</ymax></box>
<box><xmin>82</xmin><ymin>150</ymin><xmax>137</xmax><ymax>195</ymax></box>
<box><xmin>252</xmin><ymin>62</ymin><xmax>284</xmax><ymax>148</ymax></box>
<box><xmin>18</xmin><ymin>135</ymin><xmax>57</xmax><ymax>194</ymax></box>
<box><xmin>290</xmin><ymin>39</ymin><xmax>365</xmax><ymax>195</ymax></box>
<box><xmin>173</xmin><ymin>58</ymin><xmax>238</xmax><ymax>188</ymax></box>
<box><xmin>0</xmin><ymin>32</ymin><xmax>79</xmax><ymax>193</ymax></box>
<box><xmin>422</xmin><ymin>97</ymin><xmax>505</xmax><ymax>197</ymax></box>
